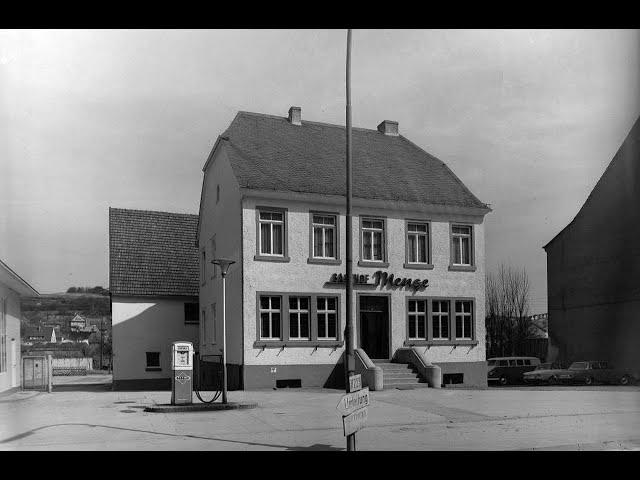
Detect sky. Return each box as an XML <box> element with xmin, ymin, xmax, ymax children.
<box><xmin>1</xmin><ymin>29</ymin><xmax>639</xmax><ymax>312</ymax></box>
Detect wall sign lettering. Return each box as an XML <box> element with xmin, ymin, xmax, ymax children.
<box><xmin>328</xmin><ymin>271</ymin><xmax>429</xmax><ymax>292</ymax></box>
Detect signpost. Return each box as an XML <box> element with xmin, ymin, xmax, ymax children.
<box><xmin>338</xmin><ymin>373</ymin><xmax>369</xmax><ymax>441</ymax></box>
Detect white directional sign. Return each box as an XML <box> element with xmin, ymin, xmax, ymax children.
<box><xmin>349</xmin><ymin>374</ymin><xmax>362</xmax><ymax>392</ymax></box>
<box><xmin>336</xmin><ymin>387</ymin><xmax>370</xmax><ymax>415</ymax></box>
<box><xmin>342</xmin><ymin>406</ymin><xmax>368</xmax><ymax>436</ymax></box>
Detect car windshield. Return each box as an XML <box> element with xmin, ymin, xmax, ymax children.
<box><xmin>569</xmin><ymin>362</ymin><xmax>589</xmax><ymax>370</ymax></box>
<box><xmin>536</xmin><ymin>363</ymin><xmax>552</xmax><ymax>370</ymax></box>
<box><xmin>487</xmin><ymin>360</ymin><xmax>496</xmax><ymax>366</ymax></box>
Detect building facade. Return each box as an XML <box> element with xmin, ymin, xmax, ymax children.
<box><xmin>1</xmin><ymin>259</ymin><xmax>39</xmax><ymax>394</ymax></box>
<box><xmin>198</xmin><ymin>108</ymin><xmax>491</xmax><ymax>390</ymax></box>
<box><xmin>544</xmin><ymin>117</ymin><xmax>640</xmax><ymax>376</ymax></box>
<box><xmin>109</xmin><ymin>208</ymin><xmax>200</xmax><ymax>390</ymax></box>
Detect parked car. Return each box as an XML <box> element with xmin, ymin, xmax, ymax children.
<box><xmin>487</xmin><ymin>356</ymin><xmax>541</xmax><ymax>385</ymax></box>
<box><xmin>522</xmin><ymin>362</ymin><xmax>567</xmax><ymax>385</ymax></box>
<box><xmin>557</xmin><ymin>361</ymin><xmax>633</xmax><ymax>386</ymax></box>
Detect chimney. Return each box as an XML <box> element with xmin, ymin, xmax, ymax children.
<box><xmin>288</xmin><ymin>106</ymin><xmax>302</xmax><ymax>125</ymax></box>
<box><xmin>377</xmin><ymin>120</ymin><xmax>399</xmax><ymax>136</ymax></box>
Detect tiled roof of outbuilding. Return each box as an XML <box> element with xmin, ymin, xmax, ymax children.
<box><xmin>109</xmin><ymin>208</ymin><xmax>199</xmax><ymax>297</ymax></box>
<box><xmin>218</xmin><ymin>111</ymin><xmax>489</xmax><ymax>211</ymax></box>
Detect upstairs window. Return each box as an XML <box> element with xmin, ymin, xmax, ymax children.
<box><xmin>312</xmin><ymin>214</ymin><xmax>337</xmax><ymax>259</ymax></box>
<box><xmin>407</xmin><ymin>222</ymin><xmax>429</xmax><ymax>264</ymax></box>
<box><xmin>361</xmin><ymin>218</ymin><xmax>385</xmax><ymax>262</ymax></box>
<box><xmin>258</xmin><ymin>210</ymin><xmax>285</xmax><ymax>256</ymax></box>
<box><xmin>452</xmin><ymin>225</ymin><xmax>473</xmax><ymax>266</ymax></box>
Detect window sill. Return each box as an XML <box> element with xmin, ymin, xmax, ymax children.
<box><xmin>145</xmin><ymin>367</ymin><xmax>162</xmax><ymax>372</ymax></box>
<box><xmin>404</xmin><ymin>340</ymin><xmax>479</xmax><ymax>347</ymax></box>
<box><xmin>254</xmin><ymin>255</ymin><xmax>290</xmax><ymax>263</ymax></box>
<box><xmin>357</xmin><ymin>260</ymin><xmax>389</xmax><ymax>268</ymax></box>
<box><xmin>448</xmin><ymin>265</ymin><xmax>477</xmax><ymax>272</ymax></box>
<box><xmin>403</xmin><ymin>263</ymin><xmax>434</xmax><ymax>270</ymax></box>
<box><xmin>307</xmin><ymin>258</ymin><xmax>342</xmax><ymax>266</ymax></box>
<box><xmin>253</xmin><ymin>341</ymin><xmax>344</xmax><ymax>349</ymax></box>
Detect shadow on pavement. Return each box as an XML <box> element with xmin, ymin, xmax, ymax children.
<box><xmin>0</xmin><ymin>422</ymin><xmax>345</xmax><ymax>451</ymax></box>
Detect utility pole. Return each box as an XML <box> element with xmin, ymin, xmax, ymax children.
<box><xmin>344</xmin><ymin>28</ymin><xmax>356</xmax><ymax>452</ymax></box>
<box><xmin>100</xmin><ymin>316</ymin><xmax>104</xmax><ymax>370</ymax></box>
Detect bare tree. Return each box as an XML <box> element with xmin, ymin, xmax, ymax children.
<box><xmin>486</xmin><ymin>264</ymin><xmax>533</xmax><ymax>357</ymax></box>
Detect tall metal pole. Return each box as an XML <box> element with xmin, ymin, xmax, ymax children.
<box><xmin>344</xmin><ymin>28</ymin><xmax>356</xmax><ymax>452</ymax></box>
<box><xmin>221</xmin><ymin>271</ymin><xmax>228</xmax><ymax>404</ymax></box>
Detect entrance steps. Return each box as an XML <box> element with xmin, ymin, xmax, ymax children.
<box><xmin>373</xmin><ymin>361</ymin><xmax>430</xmax><ymax>389</ymax></box>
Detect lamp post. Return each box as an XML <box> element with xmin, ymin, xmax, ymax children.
<box><xmin>211</xmin><ymin>258</ymin><xmax>235</xmax><ymax>404</ymax></box>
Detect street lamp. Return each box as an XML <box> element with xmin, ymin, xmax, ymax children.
<box><xmin>211</xmin><ymin>258</ymin><xmax>235</xmax><ymax>404</ymax></box>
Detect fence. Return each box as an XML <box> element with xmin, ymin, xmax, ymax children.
<box><xmin>52</xmin><ymin>357</ymin><xmax>94</xmax><ymax>376</ymax></box>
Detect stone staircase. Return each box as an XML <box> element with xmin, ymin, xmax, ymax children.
<box><xmin>374</xmin><ymin>360</ymin><xmax>429</xmax><ymax>389</ymax></box>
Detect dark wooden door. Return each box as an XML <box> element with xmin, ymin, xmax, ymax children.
<box><xmin>359</xmin><ymin>296</ymin><xmax>389</xmax><ymax>360</ymax></box>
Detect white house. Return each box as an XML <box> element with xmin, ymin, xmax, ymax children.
<box><xmin>197</xmin><ymin>107</ymin><xmax>492</xmax><ymax>390</ymax></box>
<box><xmin>109</xmin><ymin>208</ymin><xmax>200</xmax><ymax>390</ymax></box>
<box><xmin>1</xmin><ymin>259</ymin><xmax>39</xmax><ymax>394</ymax></box>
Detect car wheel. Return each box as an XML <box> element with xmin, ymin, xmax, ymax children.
<box><xmin>548</xmin><ymin>376</ymin><xmax>558</xmax><ymax>385</ymax></box>
<box><xmin>620</xmin><ymin>375</ymin><xmax>630</xmax><ymax>386</ymax></box>
<box><xmin>499</xmin><ymin>376</ymin><xmax>508</xmax><ymax>386</ymax></box>
<box><xmin>584</xmin><ymin>376</ymin><xmax>593</xmax><ymax>386</ymax></box>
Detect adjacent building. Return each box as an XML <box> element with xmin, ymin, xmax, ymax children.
<box><xmin>544</xmin><ymin>116</ymin><xmax>640</xmax><ymax>375</ymax></box>
<box><xmin>1</xmin><ymin>259</ymin><xmax>39</xmax><ymax>394</ymax></box>
<box><xmin>197</xmin><ymin>107</ymin><xmax>492</xmax><ymax>390</ymax></box>
<box><xmin>109</xmin><ymin>208</ymin><xmax>200</xmax><ymax>390</ymax></box>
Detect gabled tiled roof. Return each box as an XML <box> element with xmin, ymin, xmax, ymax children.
<box><xmin>109</xmin><ymin>208</ymin><xmax>199</xmax><ymax>297</ymax></box>
<box><xmin>217</xmin><ymin>111</ymin><xmax>490</xmax><ymax>211</ymax></box>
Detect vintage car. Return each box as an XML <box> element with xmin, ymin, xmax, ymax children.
<box><xmin>522</xmin><ymin>362</ymin><xmax>568</xmax><ymax>385</ymax></box>
<box><xmin>557</xmin><ymin>361</ymin><xmax>634</xmax><ymax>385</ymax></box>
<box><xmin>487</xmin><ymin>356</ymin><xmax>541</xmax><ymax>385</ymax></box>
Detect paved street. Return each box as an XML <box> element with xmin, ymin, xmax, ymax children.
<box><xmin>1</xmin><ymin>382</ymin><xmax>639</xmax><ymax>451</ymax></box>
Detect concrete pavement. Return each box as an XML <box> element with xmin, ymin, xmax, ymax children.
<box><xmin>1</xmin><ymin>384</ymin><xmax>639</xmax><ymax>450</ymax></box>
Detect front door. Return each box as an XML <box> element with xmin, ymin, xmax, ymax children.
<box><xmin>11</xmin><ymin>339</ymin><xmax>17</xmax><ymax>387</ymax></box>
<box><xmin>359</xmin><ymin>295</ymin><xmax>389</xmax><ymax>360</ymax></box>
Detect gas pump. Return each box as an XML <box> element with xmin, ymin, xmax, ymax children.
<box><xmin>171</xmin><ymin>341</ymin><xmax>193</xmax><ymax>405</ymax></box>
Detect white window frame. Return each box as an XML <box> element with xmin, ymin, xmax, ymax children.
<box><xmin>259</xmin><ymin>296</ymin><xmax>282</xmax><ymax>340</ymax></box>
<box><xmin>312</xmin><ymin>214</ymin><xmax>337</xmax><ymax>260</ymax></box>
<box><xmin>407</xmin><ymin>222</ymin><xmax>429</xmax><ymax>264</ymax></box>
<box><xmin>452</xmin><ymin>225</ymin><xmax>472</xmax><ymax>266</ymax></box>
<box><xmin>361</xmin><ymin>218</ymin><xmax>385</xmax><ymax>262</ymax></box>
<box><xmin>288</xmin><ymin>296</ymin><xmax>310</xmax><ymax>340</ymax></box>
<box><xmin>455</xmin><ymin>300</ymin><xmax>473</xmax><ymax>340</ymax></box>
<box><xmin>201</xmin><ymin>310</ymin><xmax>207</xmax><ymax>345</ymax></box>
<box><xmin>317</xmin><ymin>297</ymin><xmax>338</xmax><ymax>340</ymax></box>
<box><xmin>432</xmin><ymin>300</ymin><xmax>450</xmax><ymax>340</ymax></box>
<box><xmin>407</xmin><ymin>299</ymin><xmax>427</xmax><ymax>340</ymax></box>
<box><xmin>211</xmin><ymin>303</ymin><xmax>217</xmax><ymax>344</ymax></box>
<box><xmin>258</xmin><ymin>210</ymin><xmax>285</xmax><ymax>257</ymax></box>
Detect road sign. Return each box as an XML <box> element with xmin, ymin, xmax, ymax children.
<box><xmin>342</xmin><ymin>406</ymin><xmax>368</xmax><ymax>436</ymax></box>
<box><xmin>336</xmin><ymin>387</ymin><xmax>370</xmax><ymax>415</ymax></box>
<box><xmin>349</xmin><ymin>374</ymin><xmax>362</xmax><ymax>392</ymax></box>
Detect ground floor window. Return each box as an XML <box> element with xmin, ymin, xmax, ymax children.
<box><xmin>260</xmin><ymin>296</ymin><xmax>282</xmax><ymax>340</ymax></box>
<box><xmin>404</xmin><ymin>297</ymin><xmax>475</xmax><ymax>345</ymax></box>
<box><xmin>289</xmin><ymin>296</ymin><xmax>310</xmax><ymax>340</ymax></box>
<box><xmin>455</xmin><ymin>300</ymin><xmax>473</xmax><ymax>340</ymax></box>
<box><xmin>255</xmin><ymin>293</ymin><xmax>341</xmax><ymax>346</ymax></box>
<box><xmin>146</xmin><ymin>352</ymin><xmax>161</xmax><ymax>371</ymax></box>
<box><xmin>317</xmin><ymin>297</ymin><xmax>337</xmax><ymax>340</ymax></box>
<box><xmin>407</xmin><ymin>299</ymin><xmax>427</xmax><ymax>340</ymax></box>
